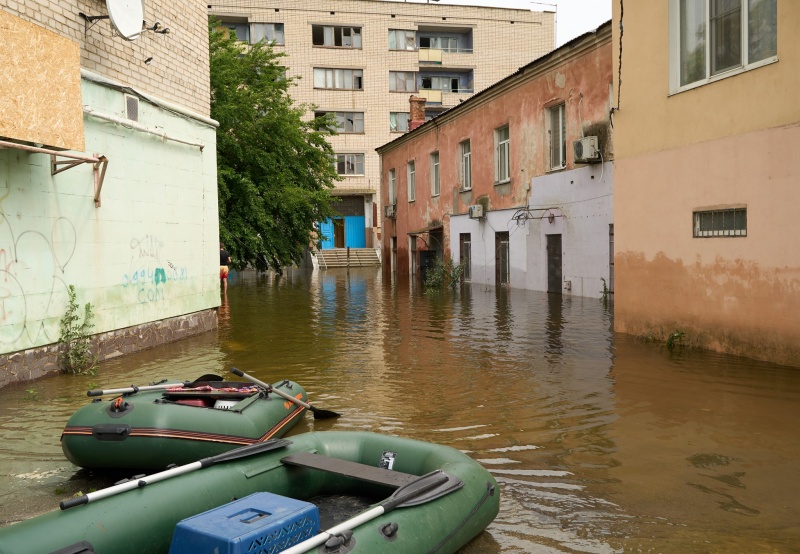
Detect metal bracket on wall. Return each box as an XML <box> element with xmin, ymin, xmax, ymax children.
<box><xmin>52</xmin><ymin>154</ymin><xmax>109</xmax><ymax>208</ymax></box>
<box><xmin>0</xmin><ymin>139</ymin><xmax>109</xmax><ymax>208</ymax></box>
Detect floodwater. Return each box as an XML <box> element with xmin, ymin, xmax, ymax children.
<box><xmin>1</xmin><ymin>268</ymin><xmax>799</xmax><ymax>553</ymax></box>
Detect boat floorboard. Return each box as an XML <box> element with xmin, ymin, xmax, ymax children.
<box><xmin>281</xmin><ymin>452</ymin><xmax>417</xmax><ymax>488</ymax></box>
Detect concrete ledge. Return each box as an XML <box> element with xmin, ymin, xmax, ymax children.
<box><xmin>0</xmin><ymin>309</ymin><xmax>218</xmax><ymax>389</ymax></box>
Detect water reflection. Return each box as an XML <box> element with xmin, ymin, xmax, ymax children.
<box><xmin>0</xmin><ymin>269</ymin><xmax>799</xmax><ymax>553</ymax></box>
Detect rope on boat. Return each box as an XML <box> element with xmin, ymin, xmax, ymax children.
<box><xmin>427</xmin><ymin>481</ymin><xmax>496</xmax><ymax>553</ymax></box>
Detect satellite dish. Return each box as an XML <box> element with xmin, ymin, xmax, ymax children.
<box><xmin>106</xmin><ymin>0</ymin><xmax>145</xmax><ymax>41</ymax></box>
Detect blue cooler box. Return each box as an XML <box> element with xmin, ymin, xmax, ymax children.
<box><xmin>169</xmin><ymin>492</ymin><xmax>320</xmax><ymax>554</ymax></box>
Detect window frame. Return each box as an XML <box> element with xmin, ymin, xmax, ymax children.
<box><xmin>407</xmin><ymin>160</ymin><xmax>416</xmax><ymax>202</ymax></box>
<box><xmin>693</xmin><ymin>207</ymin><xmax>747</xmax><ymax>237</ymax></box>
<box><xmin>334</xmin><ymin>153</ymin><xmax>365</xmax><ymax>176</ymax></box>
<box><xmin>313</xmin><ymin>68</ymin><xmax>364</xmax><ymax>90</ymax></box>
<box><xmin>389</xmin><ymin>71</ymin><xmax>417</xmax><ymax>93</ymax></box>
<box><xmin>547</xmin><ymin>104</ymin><xmax>566</xmax><ymax>170</ymax></box>
<box><xmin>494</xmin><ymin>125</ymin><xmax>510</xmax><ymax>184</ymax></box>
<box><xmin>459</xmin><ymin>139</ymin><xmax>472</xmax><ymax>191</ymax></box>
<box><xmin>312</xmin><ymin>25</ymin><xmax>362</xmax><ymax>49</ymax></box>
<box><xmin>430</xmin><ymin>151</ymin><xmax>440</xmax><ymax>197</ymax></box>
<box><xmin>669</xmin><ymin>0</ymin><xmax>778</xmax><ymax>94</ymax></box>
<box><xmin>250</xmin><ymin>22</ymin><xmax>285</xmax><ymax>45</ymax></box>
<box><xmin>388</xmin><ymin>168</ymin><xmax>397</xmax><ymax>205</ymax></box>
<box><xmin>388</xmin><ymin>29</ymin><xmax>417</xmax><ymax>51</ymax></box>
<box><xmin>315</xmin><ymin>111</ymin><xmax>364</xmax><ymax>134</ymax></box>
<box><xmin>390</xmin><ymin>112</ymin><xmax>410</xmax><ymax>132</ymax></box>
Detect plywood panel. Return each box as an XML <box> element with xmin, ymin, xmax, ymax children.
<box><xmin>0</xmin><ymin>10</ymin><xmax>84</xmax><ymax>151</ymax></box>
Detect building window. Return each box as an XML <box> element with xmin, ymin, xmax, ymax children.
<box><xmin>407</xmin><ymin>161</ymin><xmax>416</xmax><ymax>202</ymax></box>
<box><xmin>388</xmin><ymin>29</ymin><xmax>416</xmax><ymax>50</ymax></box>
<box><xmin>459</xmin><ymin>140</ymin><xmax>472</xmax><ymax>191</ymax></box>
<box><xmin>420</xmin><ymin>35</ymin><xmax>460</xmax><ymax>53</ymax></box>
<box><xmin>389</xmin><ymin>71</ymin><xmax>416</xmax><ymax>92</ymax></box>
<box><xmin>390</xmin><ymin>112</ymin><xmax>410</xmax><ymax>132</ymax></box>
<box><xmin>494</xmin><ymin>126</ymin><xmax>510</xmax><ymax>183</ymax></box>
<box><xmin>335</xmin><ymin>153</ymin><xmax>365</xmax><ymax>175</ymax></box>
<box><xmin>314</xmin><ymin>68</ymin><xmax>363</xmax><ymax>90</ymax></box>
<box><xmin>221</xmin><ymin>22</ymin><xmax>249</xmax><ymax>42</ymax></box>
<box><xmin>430</xmin><ymin>152</ymin><xmax>440</xmax><ymax>197</ymax></box>
<box><xmin>548</xmin><ymin>104</ymin><xmax>565</xmax><ymax>170</ymax></box>
<box><xmin>312</xmin><ymin>25</ymin><xmax>362</xmax><ymax>48</ymax></box>
<box><xmin>250</xmin><ymin>23</ymin><xmax>284</xmax><ymax>45</ymax></box>
<box><xmin>672</xmin><ymin>0</ymin><xmax>777</xmax><ymax>92</ymax></box>
<box><xmin>693</xmin><ymin>207</ymin><xmax>747</xmax><ymax>237</ymax></box>
<box><xmin>460</xmin><ymin>233</ymin><xmax>472</xmax><ymax>282</ymax></box>
<box><xmin>388</xmin><ymin>169</ymin><xmax>396</xmax><ymax>204</ymax></box>
<box><xmin>315</xmin><ymin>111</ymin><xmax>364</xmax><ymax>133</ymax></box>
<box><xmin>420</xmin><ymin>75</ymin><xmax>459</xmax><ymax>92</ymax></box>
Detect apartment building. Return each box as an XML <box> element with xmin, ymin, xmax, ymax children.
<box><xmin>611</xmin><ymin>1</ymin><xmax>798</xmax><ymax>365</ymax></box>
<box><xmin>209</xmin><ymin>0</ymin><xmax>554</xmax><ymax>249</ymax></box>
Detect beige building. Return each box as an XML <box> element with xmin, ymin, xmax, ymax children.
<box><xmin>210</xmin><ymin>0</ymin><xmax>554</xmax><ymax>248</ymax></box>
<box><xmin>611</xmin><ymin>1</ymin><xmax>798</xmax><ymax>365</ymax></box>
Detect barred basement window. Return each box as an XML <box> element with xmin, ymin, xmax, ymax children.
<box><xmin>693</xmin><ymin>207</ymin><xmax>747</xmax><ymax>238</ymax></box>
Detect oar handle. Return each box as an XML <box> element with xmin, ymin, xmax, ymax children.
<box><xmin>87</xmin><ymin>382</ymin><xmax>185</xmax><ymax>397</ymax></box>
<box><xmin>59</xmin><ymin>439</ymin><xmax>291</xmax><ymax>510</ymax></box>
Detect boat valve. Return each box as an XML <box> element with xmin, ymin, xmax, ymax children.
<box><xmin>380</xmin><ymin>522</ymin><xmax>399</xmax><ymax>539</ymax></box>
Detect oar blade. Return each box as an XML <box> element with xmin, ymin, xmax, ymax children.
<box><xmin>199</xmin><ymin>438</ymin><xmax>292</xmax><ymax>468</ymax></box>
<box><xmin>310</xmin><ymin>406</ymin><xmax>340</xmax><ymax>420</ymax></box>
<box><xmin>390</xmin><ymin>470</ymin><xmax>464</xmax><ymax>509</ymax></box>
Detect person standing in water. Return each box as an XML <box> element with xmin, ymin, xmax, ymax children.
<box><xmin>219</xmin><ymin>242</ymin><xmax>231</xmax><ymax>294</ymax></box>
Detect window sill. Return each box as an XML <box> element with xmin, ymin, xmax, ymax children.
<box><xmin>494</xmin><ymin>179</ymin><xmax>511</xmax><ymax>186</ymax></box>
<box><xmin>459</xmin><ymin>186</ymin><xmax>472</xmax><ymax>193</ymax></box>
<box><xmin>314</xmin><ymin>87</ymin><xmax>364</xmax><ymax>92</ymax></box>
<box><xmin>313</xmin><ymin>46</ymin><xmax>363</xmax><ymax>50</ymax></box>
<box><xmin>670</xmin><ymin>56</ymin><xmax>778</xmax><ymax>96</ymax></box>
<box><xmin>545</xmin><ymin>165</ymin><xmax>566</xmax><ymax>174</ymax></box>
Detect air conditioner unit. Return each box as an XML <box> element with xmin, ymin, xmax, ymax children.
<box><xmin>573</xmin><ymin>136</ymin><xmax>600</xmax><ymax>163</ymax></box>
<box><xmin>384</xmin><ymin>204</ymin><xmax>396</xmax><ymax>219</ymax></box>
<box><xmin>468</xmin><ymin>204</ymin><xmax>484</xmax><ymax>219</ymax></box>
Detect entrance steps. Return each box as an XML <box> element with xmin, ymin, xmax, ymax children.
<box><xmin>314</xmin><ymin>248</ymin><xmax>381</xmax><ymax>269</ymax></box>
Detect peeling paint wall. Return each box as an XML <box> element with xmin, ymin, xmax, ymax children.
<box><xmin>379</xmin><ymin>23</ymin><xmax>613</xmax><ymax>295</ymax></box>
<box><xmin>612</xmin><ymin>2</ymin><xmax>800</xmax><ymax>366</ymax></box>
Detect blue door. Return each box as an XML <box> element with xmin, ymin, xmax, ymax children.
<box><xmin>319</xmin><ymin>219</ymin><xmax>334</xmax><ymax>250</ymax></box>
<box><xmin>344</xmin><ymin>216</ymin><xmax>366</xmax><ymax>248</ymax></box>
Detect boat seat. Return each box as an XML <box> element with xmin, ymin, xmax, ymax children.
<box><xmin>281</xmin><ymin>452</ymin><xmax>418</xmax><ymax>488</ymax></box>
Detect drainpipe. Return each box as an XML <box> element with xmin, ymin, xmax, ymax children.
<box><xmin>83</xmin><ymin>106</ymin><xmax>206</xmax><ymax>150</ymax></box>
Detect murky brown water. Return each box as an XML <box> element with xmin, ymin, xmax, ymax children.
<box><xmin>1</xmin><ymin>268</ymin><xmax>799</xmax><ymax>552</ymax></box>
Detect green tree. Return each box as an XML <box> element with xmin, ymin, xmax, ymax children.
<box><xmin>210</xmin><ymin>20</ymin><xmax>339</xmax><ymax>271</ymax></box>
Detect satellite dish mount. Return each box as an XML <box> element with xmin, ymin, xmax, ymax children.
<box><xmin>79</xmin><ymin>0</ymin><xmax>146</xmax><ymax>41</ymax></box>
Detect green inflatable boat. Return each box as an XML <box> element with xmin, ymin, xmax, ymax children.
<box><xmin>61</xmin><ymin>376</ymin><xmax>308</xmax><ymax>469</ymax></box>
<box><xmin>0</xmin><ymin>431</ymin><xmax>500</xmax><ymax>554</ymax></box>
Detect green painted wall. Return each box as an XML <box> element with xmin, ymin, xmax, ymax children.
<box><xmin>0</xmin><ymin>78</ymin><xmax>219</xmax><ymax>354</ymax></box>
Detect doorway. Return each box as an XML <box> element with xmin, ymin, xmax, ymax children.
<box><xmin>546</xmin><ymin>234</ymin><xmax>562</xmax><ymax>293</ymax></box>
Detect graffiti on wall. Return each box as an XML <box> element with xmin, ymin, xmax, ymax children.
<box><xmin>121</xmin><ymin>234</ymin><xmax>188</xmax><ymax>304</ymax></box>
<box><xmin>0</xmin><ymin>213</ymin><xmax>76</xmax><ymax>347</ymax></box>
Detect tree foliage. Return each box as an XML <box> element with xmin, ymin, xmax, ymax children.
<box><xmin>209</xmin><ymin>20</ymin><xmax>339</xmax><ymax>271</ymax></box>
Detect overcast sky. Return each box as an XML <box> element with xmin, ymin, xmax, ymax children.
<box><xmin>382</xmin><ymin>0</ymin><xmax>612</xmax><ymax>47</ymax></box>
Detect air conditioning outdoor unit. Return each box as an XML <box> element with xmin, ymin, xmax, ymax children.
<box><xmin>468</xmin><ymin>204</ymin><xmax>484</xmax><ymax>219</ymax></box>
<box><xmin>573</xmin><ymin>136</ymin><xmax>600</xmax><ymax>163</ymax></box>
<box><xmin>384</xmin><ymin>204</ymin><xmax>396</xmax><ymax>219</ymax></box>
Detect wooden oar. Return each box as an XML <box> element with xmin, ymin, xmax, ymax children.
<box><xmin>230</xmin><ymin>368</ymin><xmax>340</xmax><ymax>419</ymax></box>
<box><xmin>59</xmin><ymin>438</ymin><xmax>291</xmax><ymax>510</ymax></box>
<box><xmin>86</xmin><ymin>374</ymin><xmax>224</xmax><ymax>397</ymax></box>
<box><xmin>280</xmin><ymin>471</ymin><xmax>459</xmax><ymax>554</ymax></box>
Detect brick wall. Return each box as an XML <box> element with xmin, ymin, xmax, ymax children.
<box><xmin>1</xmin><ymin>0</ymin><xmax>210</xmax><ymax>116</ymax></box>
